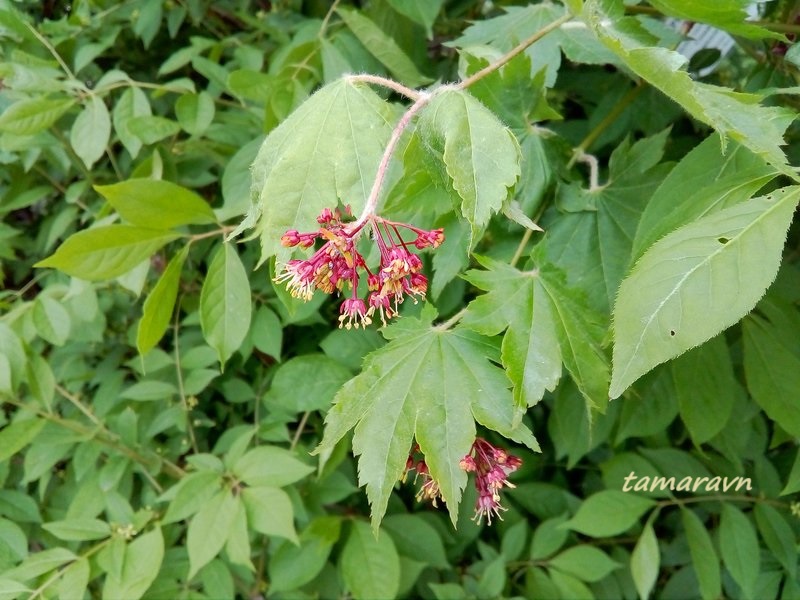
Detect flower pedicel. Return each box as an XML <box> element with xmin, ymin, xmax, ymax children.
<box><xmin>276</xmin><ymin>207</ymin><xmax>444</xmax><ymax>328</ymax></box>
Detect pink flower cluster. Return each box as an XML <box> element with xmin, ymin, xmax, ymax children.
<box><xmin>460</xmin><ymin>437</ymin><xmax>522</xmax><ymax>525</ymax></box>
<box><xmin>403</xmin><ymin>438</ymin><xmax>522</xmax><ymax>525</ymax></box>
<box><xmin>276</xmin><ymin>208</ymin><xmax>444</xmax><ymax>328</ymax></box>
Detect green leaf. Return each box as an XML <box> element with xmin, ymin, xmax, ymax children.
<box><xmin>754</xmin><ymin>502</ymin><xmax>797</xmax><ymax>578</ymax></box>
<box><xmin>32</xmin><ymin>296</ymin><xmax>71</xmax><ymax>346</ymax></box>
<box><xmin>340</xmin><ymin>521</ymin><xmax>401</xmax><ymax>600</ymax></box>
<box><xmin>385</xmin><ymin>0</ymin><xmax>443</xmax><ymax>38</ymax></box>
<box><xmin>0</xmin><ymin>97</ymin><xmax>75</xmax><ymax>135</ymax></box>
<box><xmin>549</xmin><ymin>545</ymin><xmax>619</xmax><ymax>582</ymax></box>
<box><xmin>0</xmin><ymin>324</ymin><xmax>25</xmax><ymax>393</ymax></box>
<box><xmin>565</xmin><ymin>491</ymin><xmax>655</xmax><ymax>537</ymax></box>
<box><xmin>671</xmin><ymin>335</ymin><xmax>737</xmax><ymax>444</ymax></box>
<box><xmin>316</xmin><ymin>310</ymin><xmax>537</xmax><ymax>528</ymax></box>
<box><xmin>187</xmin><ymin>489</ymin><xmax>238</xmax><ymax>579</ymax></box>
<box><xmin>239</xmin><ymin>79</ymin><xmax>395</xmax><ymax>263</ymax></box>
<box><xmin>461</xmin><ymin>258</ymin><xmax>562</xmax><ymax>411</ymax></box>
<box><xmin>477</xmin><ymin>556</ymin><xmax>507</xmax><ymax>598</ymax></box>
<box><xmin>580</xmin><ymin>3</ymin><xmax>795</xmax><ymax>175</ymax></box>
<box><xmin>0</xmin><ymin>418</ymin><xmax>45</xmax><ymax>463</ymax></box>
<box><xmin>35</xmin><ymin>225</ymin><xmax>180</xmax><ymax>281</ymax></box>
<box><xmin>743</xmin><ymin>299</ymin><xmax>800</xmax><ymax>438</ymax></box>
<box><xmin>175</xmin><ymin>91</ymin><xmax>215</xmax><ymax>136</ymax></box>
<box><xmin>336</xmin><ymin>7</ymin><xmax>431</xmax><ymax>87</ymax></box>
<box><xmin>630</xmin><ymin>522</ymin><xmax>659</xmax><ymax>599</ymax></box>
<box><xmin>112</xmin><ymin>86</ymin><xmax>151</xmax><ymax>158</ymax></box>
<box><xmin>781</xmin><ymin>449</ymin><xmax>800</xmax><ymax>496</ymax></box>
<box><xmin>451</xmin><ymin>4</ymin><xmax>616</xmax><ymax>86</ymax></box>
<box><xmin>70</xmin><ymin>96</ymin><xmax>111</xmax><ymax>169</ymax></box>
<box><xmin>102</xmin><ymin>528</ymin><xmax>164</xmax><ymax>600</ymax></box>
<box><xmin>264</xmin><ymin>354</ymin><xmax>351</xmax><ymax>413</ymax></box>
<box><xmin>0</xmin><ymin>579</ymin><xmax>29</xmax><ymax>599</ymax></box>
<box><xmin>199</xmin><ymin>243</ymin><xmax>252</xmax><ymax>366</ymax></box>
<box><xmin>611</xmin><ymin>186</ymin><xmax>800</xmax><ymax>398</ymax></box>
<box><xmin>232</xmin><ymin>445</ymin><xmax>314</xmax><ymax>487</ymax></box>
<box><xmin>242</xmin><ymin>486</ymin><xmax>298</xmax><ymax>543</ymax></box>
<box><xmin>467</xmin><ymin>56</ymin><xmax>559</xmax><ymax>132</ymax></box>
<box><xmin>42</xmin><ymin>518</ymin><xmax>110</xmax><ymax>541</ymax></box>
<box><xmin>25</xmin><ymin>354</ymin><xmax>54</xmax><ymax>409</ymax></box>
<box><xmin>227</xmin><ymin>69</ymin><xmax>273</xmax><ymax>103</ymax></box>
<box><xmin>632</xmin><ymin>134</ymin><xmax>777</xmax><ymax>261</ymax></box>
<box><xmin>462</xmin><ymin>254</ymin><xmax>609</xmax><ymax>412</ymax></box>
<box><xmin>250</xmin><ymin>305</ymin><xmax>282</xmax><ymax>360</ymax></box>
<box><xmin>544</xmin><ymin>131</ymin><xmax>672</xmax><ymax>313</ymax></box>
<box><xmin>127</xmin><ymin>115</ymin><xmax>181</xmax><ymax>145</ymax></box>
<box><xmin>55</xmin><ymin>558</ymin><xmax>89</xmax><ymax>600</ymax></box>
<box><xmin>120</xmin><ymin>380</ymin><xmax>177</xmax><ymax>401</ymax></box>
<box><xmin>647</xmin><ymin>0</ymin><xmax>778</xmax><ymax>38</ymax></box>
<box><xmin>530</xmin><ymin>514</ymin><xmax>569</xmax><ymax>560</ymax></box>
<box><xmin>416</xmin><ymin>89</ymin><xmax>521</xmax><ymax>242</ymax></box>
<box><xmin>268</xmin><ymin>517</ymin><xmax>342</xmax><ymax>593</ymax></box>
<box><xmin>161</xmin><ymin>470</ymin><xmax>222</xmax><ymax>524</ymax></box>
<box><xmin>95</xmin><ymin>178</ymin><xmax>216</xmax><ymax>229</ymax></box>
<box><xmin>719</xmin><ymin>504</ymin><xmax>759</xmax><ymax>598</ymax></box>
<box><xmin>224</xmin><ymin>497</ymin><xmax>252</xmax><ymax>570</ymax></box>
<box><xmin>137</xmin><ymin>245</ymin><xmax>189</xmax><ymax>355</ymax></box>
<box><xmin>681</xmin><ymin>508</ymin><xmax>721</xmax><ymax>600</ymax></box>
<box><xmin>4</xmin><ymin>548</ymin><xmax>76</xmax><ymax>582</ymax></box>
<box><xmin>382</xmin><ymin>514</ymin><xmax>449</xmax><ymax>568</ymax></box>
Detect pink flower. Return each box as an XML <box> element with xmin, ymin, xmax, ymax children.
<box><xmin>275</xmin><ymin>208</ymin><xmax>443</xmax><ymax>328</ymax></box>
<box><xmin>338</xmin><ymin>297</ymin><xmax>371</xmax><ymax>330</ymax></box>
<box><xmin>464</xmin><ymin>438</ymin><xmax>522</xmax><ymax>525</ymax></box>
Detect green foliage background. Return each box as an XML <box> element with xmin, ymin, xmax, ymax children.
<box><xmin>1</xmin><ymin>0</ymin><xmax>800</xmax><ymax>598</ymax></box>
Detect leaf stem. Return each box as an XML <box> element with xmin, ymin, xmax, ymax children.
<box><xmin>572</xmin><ymin>83</ymin><xmax>645</xmax><ymax>158</ymax></box>
<box><xmin>510</xmin><ymin>230</ymin><xmax>533</xmax><ymax>268</ymax></box>
<box><xmin>346</xmin><ymin>74</ymin><xmax>421</xmax><ymax>100</ymax></box>
<box><xmin>457</xmin><ymin>13</ymin><xmax>573</xmax><ymax>90</ymax></box>
<box><xmin>351</xmin><ymin>90</ymin><xmax>434</xmax><ymax>230</ymax></box>
<box><xmin>319</xmin><ymin>0</ymin><xmax>342</xmax><ymax>38</ymax></box>
<box><xmin>435</xmin><ymin>306</ymin><xmax>468</xmax><ymax>331</ymax></box>
<box><xmin>573</xmin><ymin>150</ymin><xmax>602</xmax><ymax>190</ymax></box>
<box><xmin>188</xmin><ymin>225</ymin><xmax>235</xmax><ymax>241</ymax></box>
<box><xmin>290</xmin><ymin>411</ymin><xmax>311</xmax><ymax>451</ymax></box>
<box><xmin>4</xmin><ymin>397</ymin><xmax>186</xmax><ymax>481</ymax></box>
<box><xmin>55</xmin><ymin>383</ymin><xmax>105</xmax><ymax>430</ymax></box>
<box><xmin>24</xmin><ymin>22</ymin><xmax>78</xmax><ymax>83</ymax></box>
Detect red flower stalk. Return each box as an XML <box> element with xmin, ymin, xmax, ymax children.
<box><xmin>276</xmin><ymin>208</ymin><xmax>444</xmax><ymax>328</ymax></box>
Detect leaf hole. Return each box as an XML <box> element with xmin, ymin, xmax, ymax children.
<box><xmin>717</xmin><ymin>237</ymin><xmax>730</xmax><ymax>245</ymax></box>
<box><xmin>669</xmin><ymin>330</ymin><xmax>676</xmax><ymax>337</ymax></box>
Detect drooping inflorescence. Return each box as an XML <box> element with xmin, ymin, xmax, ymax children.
<box><xmin>402</xmin><ymin>438</ymin><xmax>522</xmax><ymax>525</ymax></box>
<box><xmin>276</xmin><ymin>207</ymin><xmax>444</xmax><ymax>329</ymax></box>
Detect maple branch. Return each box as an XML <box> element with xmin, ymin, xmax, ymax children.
<box><xmin>346</xmin><ymin>74</ymin><xmax>421</xmax><ymax>101</ymax></box>
<box><xmin>457</xmin><ymin>13</ymin><xmax>573</xmax><ymax>89</ymax></box>
<box><xmin>351</xmin><ymin>90</ymin><xmax>434</xmax><ymax>230</ymax></box>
